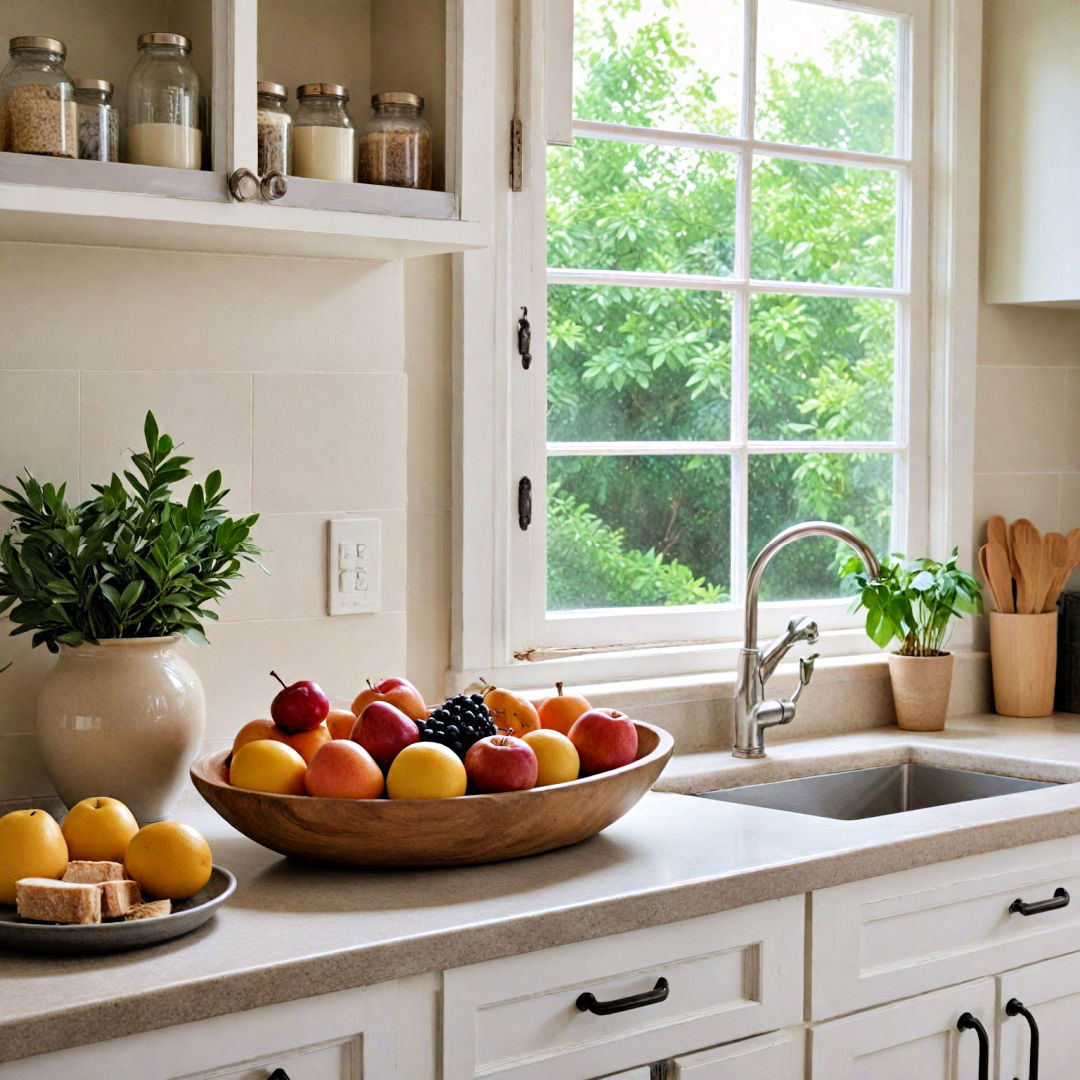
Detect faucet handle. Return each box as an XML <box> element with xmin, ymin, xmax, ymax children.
<box><xmin>787</xmin><ymin>616</ymin><xmax>820</xmax><ymax>645</ymax></box>
<box><xmin>789</xmin><ymin>652</ymin><xmax>819</xmax><ymax>706</ymax></box>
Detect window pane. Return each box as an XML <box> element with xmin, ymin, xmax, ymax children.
<box><xmin>574</xmin><ymin>0</ymin><xmax>743</xmax><ymax>137</ymax></box>
<box><xmin>755</xmin><ymin>0</ymin><xmax>899</xmax><ymax>156</ymax></box>
<box><xmin>747</xmin><ymin>453</ymin><xmax>893</xmax><ymax>600</ymax></box>
<box><xmin>548</xmin><ymin>140</ymin><xmax>737</xmax><ymax>276</ymax></box>
<box><xmin>548</xmin><ymin>455</ymin><xmax>731</xmax><ymax>610</ymax></box>
<box><xmin>748</xmin><ymin>296</ymin><xmax>895</xmax><ymax>441</ymax></box>
<box><xmin>751</xmin><ymin>156</ymin><xmax>896</xmax><ymax>288</ymax></box>
<box><xmin>548</xmin><ymin>285</ymin><xmax>732</xmax><ymax>441</ymax></box>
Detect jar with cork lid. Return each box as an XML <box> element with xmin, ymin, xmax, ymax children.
<box><xmin>357</xmin><ymin>92</ymin><xmax>432</xmax><ymax>190</ymax></box>
<box><xmin>0</xmin><ymin>36</ymin><xmax>77</xmax><ymax>158</ymax></box>
<box><xmin>293</xmin><ymin>83</ymin><xmax>355</xmax><ymax>182</ymax></box>
<box><xmin>126</xmin><ymin>32</ymin><xmax>202</xmax><ymax>170</ymax></box>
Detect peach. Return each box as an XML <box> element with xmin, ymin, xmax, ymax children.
<box><xmin>536</xmin><ymin>682</ymin><xmax>592</xmax><ymax>736</ymax></box>
<box><xmin>326</xmin><ymin>708</ymin><xmax>359</xmax><ymax>740</ymax></box>
<box><xmin>304</xmin><ymin>740</ymin><xmax>384</xmax><ymax>799</ymax></box>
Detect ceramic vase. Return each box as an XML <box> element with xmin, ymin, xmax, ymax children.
<box><xmin>989</xmin><ymin>611</ymin><xmax>1057</xmax><ymax>718</ymax></box>
<box><xmin>887</xmin><ymin>651</ymin><xmax>955</xmax><ymax>731</ymax></box>
<box><xmin>34</xmin><ymin>636</ymin><xmax>205</xmax><ymax>821</ymax></box>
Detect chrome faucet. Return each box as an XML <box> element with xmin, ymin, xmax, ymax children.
<box><xmin>732</xmin><ymin>521</ymin><xmax>881</xmax><ymax>759</ymax></box>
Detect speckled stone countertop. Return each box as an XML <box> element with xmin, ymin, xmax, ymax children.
<box><xmin>6</xmin><ymin>712</ymin><xmax>1080</xmax><ymax>1065</ymax></box>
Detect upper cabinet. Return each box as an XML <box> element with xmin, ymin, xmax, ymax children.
<box><xmin>983</xmin><ymin>0</ymin><xmax>1080</xmax><ymax>305</ymax></box>
<box><xmin>0</xmin><ymin>0</ymin><xmax>493</xmax><ymax>260</ymax></box>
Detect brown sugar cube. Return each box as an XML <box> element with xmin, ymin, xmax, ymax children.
<box><xmin>123</xmin><ymin>899</ymin><xmax>171</xmax><ymax>921</ymax></box>
<box><xmin>16</xmin><ymin>878</ymin><xmax>102</xmax><ymax>925</ymax></box>
<box><xmin>62</xmin><ymin>861</ymin><xmax>125</xmax><ymax>884</ymax></box>
<box><xmin>98</xmin><ymin>879</ymin><xmax>142</xmax><ymax>919</ymax></box>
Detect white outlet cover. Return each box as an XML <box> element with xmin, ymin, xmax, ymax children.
<box><xmin>328</xmin><ymin>518</ymin><xmax>381</xmax><ymax>615</ymax></box>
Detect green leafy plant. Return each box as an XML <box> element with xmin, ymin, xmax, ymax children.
<box><xmin>0</xmin><ymin>412</ymin><xmax>262</xmax><ymax>652</ymax></box>
<box><xmin>840</xmin><ymin>550</ymin><xmax>982</xmax><ymax>657</ymax></box>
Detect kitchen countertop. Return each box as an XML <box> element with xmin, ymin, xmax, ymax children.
<box><xmin>8</xmin><ymin>712</ymin><xmax>1080</xmax><ymax>1064</ymax></box>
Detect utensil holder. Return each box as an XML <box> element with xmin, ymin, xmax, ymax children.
<box><xmin>990</xmin><ymin>611</ymin><xmax>1057</xmax><ymax>717</ymax></box>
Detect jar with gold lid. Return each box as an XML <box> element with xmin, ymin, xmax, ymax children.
<box><xmin>126</xmin><ymin>31</ymin><xmax>202</xmax><ymax>169</ymax></box>
<box><xmin>0</xmin><ymin>36</ymin><xmax>76</xmax><ymax>158</ymax></box>
<box><xmin>357</xmin><ymin>91</ymin><xmax>432</xmax><ymax>189</ymax></box>
<box><xmin>293</xmin><ymin>83</ymin><xmax>355</xmax><ymax>182</ymax></box>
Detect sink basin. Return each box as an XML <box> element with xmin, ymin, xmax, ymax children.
<box><xmin>695</xmin><ymin>763</ymin><xmax>1056</xmax><ymax>820</ymax></box>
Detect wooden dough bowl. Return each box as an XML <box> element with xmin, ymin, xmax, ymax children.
<box><xmin>190</xmin><ymin>722</ymin><xmax>674</xmax><ymax>868</ymax></box>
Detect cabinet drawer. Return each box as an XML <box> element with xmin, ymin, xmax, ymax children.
<box><xmin>0</xmin><ymin>975</ymin><xmax>437</xmax><ymax>1080</ymax></box>
<box><xmin>442</xmin><ymin>896</ymin><xmax>804</xmax><ymax>1080</ymax></box>
<box><xmin>670</xmin><ymin>1028</ymin><xmax>804</xmax><ymax>1079</ymax></box>
<box><xmin>811</xmin><ymin>835</ymin><xmax>1080</xmax><ymax>1019</ymax></box>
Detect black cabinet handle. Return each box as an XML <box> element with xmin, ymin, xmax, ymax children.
<box><xmin>958</xmin><ymin>1012</ymin><xmax>989</xmax><ymax>1080</ymax></box>
<box><xmin>1010</xmin><ymin>887</ymin><xmax>1070</xmax><ymax>916</ymax></box>
<box><xmin>576</xmin><ymin>977</ymin><xmax>669</xmax><ymax>1015</ymax></box>
<box><xmin>1006</xmin><ymin>998</ymin><xmax>1040</xmax><ymax>1080</ymax></box>
<box><xmin>267</xmin><ymin>1070</ymin><xmax>291</xmax><ymax>1080</ymax></box>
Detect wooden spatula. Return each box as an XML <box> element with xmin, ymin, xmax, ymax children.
<box><xmin>1043</xmin><ymin>532</ymin><xmax>1071</xmax><ymax>611</ymax></box>
<box><xmin>987</xmin><ymin>515</ymin><xmax>1016</xmax><ymax>580</ymax></box>
<box><xmin>1010</xmin><ymin>519</ymin><xmax>1043</xmax><ymax>614</ymax></box>
<box><xmin>981</xmin><ymin>542</ymin><xmax>1015</xmax><ymax>614</ymax></box>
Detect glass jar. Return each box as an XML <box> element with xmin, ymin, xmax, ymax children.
<box><xmin>293</xmin><ymin>83</ymin><xmax>354</xmax><ymax>182</ymax></box>
<box><xmin>256</xmin><ymin>81</ymin><xmax>290</xmax><ymax>176</ymax></box>
<box><xmin>73</xmin><ymin>78</ymin><xmax>118</xmax><ymax>162</ymax></box>
<box><xmin>357</xmin><ymin>92</ymin><xmax>432</xmax><ymax>190</ymax></box>
<box><xmin>125</xmin><ymin>32</ymin><xmax>201</xmax><ymax>170</ymax></box>
<box><xmin>0</xmin><ymin>36</ymin><xmax>76</xmax><ymax>158</ymax></box>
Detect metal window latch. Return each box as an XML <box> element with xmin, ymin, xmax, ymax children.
<box><xmin>518</xmin><ymin>476</ymin><xmax>532</xmax><ymax>531</ymax></box>
<box><xmin>517</xmin><ymin>307</ymin><xmax>532</xmax><ymax>369</ymax></box>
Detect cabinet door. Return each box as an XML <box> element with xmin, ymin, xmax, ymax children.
<box><xmin>999</xmin><ymin>951</ymin><xmax>1080</xmax><ymax>1080</ymax></box>
<box><xmin>670</xmin><ymin>1028</ymin><xmax>803</xmax><ymax>1079</ymax></box>
<box><xmin>812</xmin><ymin>979</ymin><xmax>995</xmax><ymax>1080</ymax></box>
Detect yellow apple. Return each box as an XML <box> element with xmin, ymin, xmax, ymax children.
<box><xmin>0</xmin><ymin>809</ymin><xmax>69</xmax><ymax>905</ymax></box>
<box><xmin>523</xmin><ymin>729</ymin><xmax>580</xmax><ymax>786</ymax></box>
<box><xmin>61</xmin><ymin>796</ymin><xmax>140</xmax><ymax>863</ymax></box>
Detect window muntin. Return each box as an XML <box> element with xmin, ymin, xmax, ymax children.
<box><xmin>542</xmin><ymin>0</ymin><xmax>914</xmax><ymax>622</ymax></box>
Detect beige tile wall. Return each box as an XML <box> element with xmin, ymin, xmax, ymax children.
<box><xmin>0</xmin><ymin>242</ymin><xmax>429</xmax><ymax>800</ymax></box>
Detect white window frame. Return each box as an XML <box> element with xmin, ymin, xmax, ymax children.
<box><xmin>450</xmin><ymin>0</ymin><xmax>981</xmax><ymax>691</ymax></box>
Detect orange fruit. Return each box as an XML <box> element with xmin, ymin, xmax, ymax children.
<box><xmin>386</xmin><ymin>743</ymin><xmax>467</xmax><ymax>799</ymax></box>
<box><xmin>232</xmin><ymin>718</ymin><xmax>329</xmax><ymax>764</ymax></box>
<box><xmin>522</xmin><ymin>729</ymin><xmax>580</xmax><ymax>786</ymax></box>
<box><xmin>124</xmin><ymin>821</ymin><xmax>212</xmax><ymax>900</ymax></box>
<box><xmin>229</xmin><ymin>739</ymin><xmax>308</xmax><ymax>795</ymax></box>
<box><xmin>0</xmin><ymin>809</ymin><xmax>68</xmax><ymax>905</ymax></box>
<box><xmin>326</xmin><ymin>708</ymin><xmax>358</xmax><ymax>740</ymax></box>
<box><xmin>61</xmin><ymin>796</ymin><xmax>139</xmax><ymax>862</ymax></box>
<box><xmin>536</xmin><ymin>682</ymin><xmax>592</xmax><ymax>736</ymax></box>
<box><xmin>482</xmin><ymin>686</ymin><xmax>541</xmax><ymax>737</ymax></box>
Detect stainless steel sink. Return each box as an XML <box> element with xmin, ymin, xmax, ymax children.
<box><xmin>695</xmin><ymin>764</ymin><xmax>1056</xmax><ymax>820</ymax></box>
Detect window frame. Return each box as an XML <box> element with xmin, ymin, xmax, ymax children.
<box><xmin>449</xmin><ymin>0</ymin><xmax>980</xmax><ymax>691</ymax></box>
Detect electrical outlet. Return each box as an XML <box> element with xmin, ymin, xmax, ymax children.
<box><xmin>328</xmin><ymin>519</ymin><xmax>381</xmax><ymax>615</ymax></box>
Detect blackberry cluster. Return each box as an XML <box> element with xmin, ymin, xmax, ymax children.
<box><xmin>418</xmin><ymin>693</ymin><xmax>496</xmax><ymax>758</ymax></box>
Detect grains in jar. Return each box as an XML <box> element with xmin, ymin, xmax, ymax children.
<box><xmin>0</xmin><ymin>37</ymin><xmax>77</xmax><ymax>157</ymax></box>
<box><xmin>74</xmin><ymin>78</ymin><xmax>118</xmax><ymax>162</ymax></box>
<box><xmin>256</xmin><ymin>81</ymin><xmax>291</xmax><ymax>176</ymax></box>
<box><xmin>357</xmin><ymin>92</ymin><xmax>432</xmax><ymax>190</ymax></box>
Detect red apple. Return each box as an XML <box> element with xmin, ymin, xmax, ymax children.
<box><xmin>350</xmin><ymin>676</ymin><xmax>428</xmax><ymax>723</ymax></box>
<box><xmin>350</xmin><ymin>700</ymin><xmax>420</xmax><ymax>770</ymax></box>
<box><xmin>568</xmin><ymin>709</ymin><xmax>638</xmax><ymax>775</ymax></box>
<box><xmin>464</xmin><ymin>735</ymin><xmax>538</xmax><ymax>793</ymax></box>
<box><xmin>270</xmin><ymin>671</ymin><xmax>330</xmax><ymax>733</ymax></box>
<box><xmin>304</xmin><ymin>740</ymin><xmax>384</xmax><ymax>799</ymax></box>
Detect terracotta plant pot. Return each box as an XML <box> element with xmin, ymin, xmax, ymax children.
<box><xmin>887</xmin><ymin>651</ymin><xmax>955</xmax><ymax>731</ymax></box>
<box><xmin>989</xmin><ymin>611</ymin><xmax>1057</xmax><ymax>718</ymax></box>
<box><xmin>35</xmin><ymin>636</ymin><xmax>206</xmax><ymax>821</ymax></box>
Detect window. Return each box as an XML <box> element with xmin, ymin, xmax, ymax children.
<box><xmin>507</xmin><ymin>0</ymin><xmax>931</xmax><ymax>658</ymax></box>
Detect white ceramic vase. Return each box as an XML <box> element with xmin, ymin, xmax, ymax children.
<box><xmin>887</xmin><ymin>651</ymin><xmax>955</xmax><ymax>732</ymax></box>
<box><xmin>34</xmin><ymin>636</ymin><xmax>206</xmax><ymax>821</ymax></box>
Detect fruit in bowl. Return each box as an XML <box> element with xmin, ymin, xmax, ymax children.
<box><xmin>522</xmin><ymin>729</ymin><xmax>580</xmax><ymax>786</ymax></box>
<box><xmin>387</xmin><ymin>742</ymin><xmax>468</xmax><ymax>799</ymax></box>
<box><xmin>482</xmin><ymin>684</ymin><xmax>541</xmax><ymax>737</ymax></box>
<box><xmin>233</xmin><ymin>717</ymin><xmax>331</xmax><ymax>764</ymax></box>
<box><xmin>304</xmin><ymin>740</ymin><xmax>384</xmax><ymax>799</ymax></box>
<box><xmin>351</xmin><ymin>700</ymin><xmax>420</xmax><ymax>770</ymax></box>
<box><xmin>569</xmin><ymin>709</ymin><xmax>639</xmax><ymax>775</ymax></box>
<box><xmin>270</xmin><ymin>672</ymin><xmax>330</xmax><ymax>733</ymax></box>
<box><xmin>465</xmin><ymin>735</ymin><xmax>538</xmax><ymax>793</ymax></box>
<box><xmin>418</xmin><ymin>694</ymin><xmax>496</xmax><ymax>757</ymax></box>
<box><xmin>230</xmin><ymin>739</ymin><xmax>308</xmax><ymax>795</ymax></box>
<box><xmin>351</xmin><ymin>676</ymin><xmax>427</xmax><ymax>723</ymax></box>
<box><xmin>536</xmin><ymin>682</ymin><xmax>592</xmax><ymax>736</ymax></box>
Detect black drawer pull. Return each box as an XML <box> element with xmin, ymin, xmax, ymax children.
<box><xmin>1006</xmin><ymin>998</ymin><xmax>1040</xmax><ymax>1080</ymax></box>
<box><xmin>957</xmin><ymin>1012</ymin><xmax>989</xmax><ymax>1080</ymax></box>
<box><xmin>1010</xmin><ymin>887</ymin><xmax>1070</xmax><ymax>916</ymax></box>
<box><xmin>267</xmin><ymin>1070</ymin><xmax>291</xmax><ymax>1080</ymax></box>
<box><xmin>576</xmin><ymin>977</ymin><xmax>669</xmax><ymax>1015</ymax></box>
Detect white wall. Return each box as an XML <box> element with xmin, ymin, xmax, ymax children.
<box><xmin>0</xmin><ymin>241</ymin><xmax>453</xmax><ymax>800</ymax></box>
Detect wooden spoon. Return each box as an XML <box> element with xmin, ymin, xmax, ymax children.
<box><xmin>1043</xmin><ymin>532</ymin><xmax>1071</xmax><ymax>611</ymax></box>
<box><xmin>981</xmin><ymin>542</ymin><xmax>1015</xmax><ymax>614</ymax></box>
<box><xmin>1069</xmin><ymin>527</ymin><xmax>1080</xmax><ymax>570</ymax></box>
<box><xmin>1010</xmin><ymin>519</ymin><xmax>1043</xmax><ymax>614</ymax></box>
<box><xmin>987</xmin><ymin>514</ymin><xmax>1017</xmax><ymax>580</ymax></box>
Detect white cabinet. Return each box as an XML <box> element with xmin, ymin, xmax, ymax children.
<box><xmin>983</xmin><ymin>0</ymin><xmax>1080</xmax><ymax>304</ymax></box>
<box><xmin>669</xmin><ymin>1029</ymin><xmax>804</xmax><ymax>1079</ymax></box>
<box><xmin>441</xmin><ymin>896</ymin><xmax>804</xmax><ymax>1080</ymax></box>
<box><xmin>0</xmin><ymin>0</ymin><xmax>494</xmax><ymax>259</ymax></box>
<box><xmin>0</xmin><ymin>974</ymin><xmax>438</xmax><ymax>1080</ymax></box>
<box><xmin>812</xmin><ymin>979</ymin><xmax>995</xmax><ymax>1080</ymax></box>
<box><xmin>998</xmin><ymin>951</ymin><xmax>1080</xmax><ymax>1080</ymax></box>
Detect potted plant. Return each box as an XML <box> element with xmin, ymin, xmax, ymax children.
<box><xmin>841</xmin><ymin>551</ymin><xmax>982</xmax><ymax>731</ymax></box>
<box><xmin>0</xmin><ymin>412</ymin><xmax>262</xmax><ymax>820</ymax></box>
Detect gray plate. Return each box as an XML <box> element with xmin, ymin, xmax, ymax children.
<box><xmin>0</xmin><ymin>865</ymin><xmax>235</xmax><ymax>955</ymax></box>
